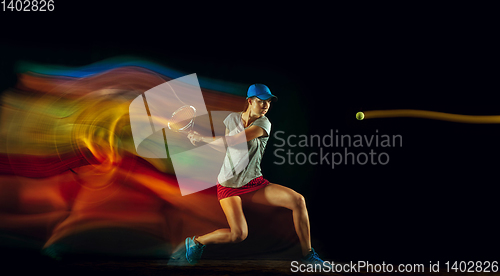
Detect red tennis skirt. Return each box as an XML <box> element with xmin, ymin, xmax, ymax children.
<box><xmin>217</xmin><ymin>176</ymin><xmax>270</xmax><ymax>201</ymax></box>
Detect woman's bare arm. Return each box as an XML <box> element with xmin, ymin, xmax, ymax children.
<box><xmin>187</xmin><ymin>125</ymin><xmax>266</xmax><ymax>151</ymax></box>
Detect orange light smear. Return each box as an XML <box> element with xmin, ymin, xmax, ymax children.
<box><xmin>364</xmin><ymin>109</ymin><xmax>500</xmax><ymax>123</ymax></box>
<box><xmin>1</xmin><ymin>65</ymin><xmax>294</xmax><ymax>258</ymax></box>
<box><xmin>41</xmin><ymin>157</ymin><xmax>226</xmax><ymax>249</ymax></box>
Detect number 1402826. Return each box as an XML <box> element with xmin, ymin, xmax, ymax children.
<box><xmin>2</xmin><ymin>0</ymin><xmax>54</xmax><ymax>11</ymax></box>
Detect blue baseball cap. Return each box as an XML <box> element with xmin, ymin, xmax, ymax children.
<box><xmin>246</xmin><ymin>83</ymin><xmax>278</xmax><ymax>101</ymax></box>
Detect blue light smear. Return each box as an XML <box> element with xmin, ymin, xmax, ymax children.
<box><xmin>15</xmin><ymin>56</ymin><xmax>246</xmax><ymax>96</ymax></box>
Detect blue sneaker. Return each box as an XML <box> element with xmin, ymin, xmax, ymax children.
<box><xmin>185</xmin><ymin>236</ymin><xmax>205</xmax><ymax>264</ymax></box>
<box><xmin>301</xmin><ymin>248</ymin><xmax>324</xmax><ymax>264</ymax></box>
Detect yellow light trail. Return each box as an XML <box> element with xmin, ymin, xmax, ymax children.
<box><xmin>362</xmin><ymin>109</ymin><xmax>500</xmax><ymax>124</ymax></box>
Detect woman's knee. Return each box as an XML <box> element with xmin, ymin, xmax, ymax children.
<box><xmin>230</xmin><ymin>228</ymin><xmax>248</xmax><ymax>243</ymax></box>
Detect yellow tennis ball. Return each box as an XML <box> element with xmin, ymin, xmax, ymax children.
<box><xmin>356</xmin><ymin>112</ymin><xmax>364</xmax><ymax>120</ymax></box>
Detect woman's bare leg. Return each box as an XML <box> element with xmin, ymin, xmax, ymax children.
<box><xmin>195</xmin><ymin>196</ymin><xmax>248</xmax><ymax>245</ymax></box>
<box><xmin>248</xmin><ymin>183</ymin><xmax>312</xmax><ymax>257</ymax></box>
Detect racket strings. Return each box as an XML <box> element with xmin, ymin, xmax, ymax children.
<box><xmin>169</xmin><ymin>106</ymin><xmax>195</xmax><ymax>132</ymax></box>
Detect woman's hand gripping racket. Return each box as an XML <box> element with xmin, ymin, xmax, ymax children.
<box><xmin>167</xmin><ymin>105</ymin><xmax>202</xmax><ymax>147</ymax></box>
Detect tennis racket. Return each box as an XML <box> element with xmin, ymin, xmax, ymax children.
<box><xmin>168</xmin><ymin>105</ymin><xmax>197</xmax><ymax>133</ymax></box>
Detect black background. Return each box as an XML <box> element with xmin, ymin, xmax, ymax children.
<box><xmin>2</xmin><ymin>1</ymin><xmax>500</xmax><ymax>265</ymax></box>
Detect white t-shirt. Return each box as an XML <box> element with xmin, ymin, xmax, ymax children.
<box><xmin>217</xmin><ymin>112</ymin><xmax>271</xmax><ymax>188</ymax></box>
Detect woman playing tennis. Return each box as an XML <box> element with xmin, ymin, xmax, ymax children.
<box><xmin>180</xmin><ymin>84</ymin><xmax>324</xmax><ymax>264</ymax></box>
